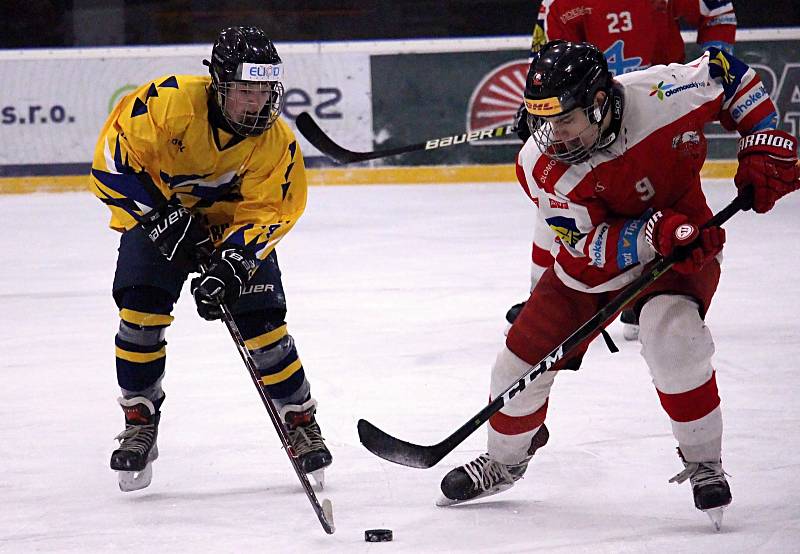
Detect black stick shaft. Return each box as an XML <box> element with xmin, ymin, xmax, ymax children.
<box><xmin>217</xmin><ymin>301</ymin><xmax>335</xmax><ymax>533</ymax></box>
<box><xmin>296</xmin><ymin>111</ymin><xmax>515</xmax><ymax>164</ymax></box>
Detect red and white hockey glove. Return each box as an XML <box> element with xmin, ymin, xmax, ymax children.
<box><xmin>735</xmin><ymin>129</ymin><xmax>800</xmax><ymax>213</ymax></box>
<box><xmin>645</xmin><ymin>210</ymin><xmax>725</xmax><ymax>274</ymax></box>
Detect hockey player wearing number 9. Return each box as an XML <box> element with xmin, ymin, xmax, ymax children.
<box><xmin>438</xmin><ymin>41</ymin><xmax>800</xmax><ymax>530</ymax></box>
<box><xmin>90</xmin><ymin>26</ymin><xmax>332</xmax><ymax>492</ymax></box>
<box><xmin>510</xmin><ymin>0</ymin><xmax>738</xmax><ymax>343</ymax></box>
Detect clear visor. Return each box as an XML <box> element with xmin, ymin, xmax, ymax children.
<box><xmin>528</xmin><ymin>105</ymin><xmax>602</xmax><ymax>165</ymax></box>
<box><xmin>216</xmin><ymin>80</ymin><xmax>284</xmax><ymax>137</ymax></box>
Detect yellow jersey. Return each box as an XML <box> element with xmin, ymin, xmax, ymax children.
<box><xmin>90</xmin><ymin>74</ymin><xmax>307</xmax><ymax>261</ymax></box>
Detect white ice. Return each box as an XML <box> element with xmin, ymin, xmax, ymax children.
<box><xmin>1</xmin><ymin>179</ymin><xmax>798</xmax><ymax>552</ymax></box>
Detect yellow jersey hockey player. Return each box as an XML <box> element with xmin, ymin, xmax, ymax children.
<box><xmin>90</xmin><ymin>26</ymin><xmax>332</xmax><ymax>492</ymax></box>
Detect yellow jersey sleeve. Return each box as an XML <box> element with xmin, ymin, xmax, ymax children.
<box><xmin>89</xmin><ymin>76</ymin><xmax>197</xmax><ymax>231</ymax></box>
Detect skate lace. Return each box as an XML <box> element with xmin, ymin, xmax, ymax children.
<box><xmin>114</xmin><ymin>424</ymin><xmax>156</xmax><ymax>456</ymax></box>
<box><xmin>288</xmin><ymin>423</ymin><xmax>326</xmax><ymax>457</ymax></box>
<box><xmin>669</xmin><ymin>461</ymin><xmax>728</xmax><ymax>487</ymax></box>
<box><xmin>463</xmin><ymin>455</ymin><xmax>516</xmax><ymax>492</ymax></box>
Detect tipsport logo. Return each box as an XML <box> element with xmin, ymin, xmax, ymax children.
<box><xmin>650</xmin><ymin>80</ymin><xmax>706</xmax><ymax>101</ymax></box>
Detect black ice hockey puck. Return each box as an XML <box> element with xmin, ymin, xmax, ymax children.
<box><xmin>364</xmin><ymin>529</ymin><xmax>393</xmax><ymax>542</ymax></box>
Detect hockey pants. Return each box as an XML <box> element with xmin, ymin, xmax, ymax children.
<box><xmin>488</xmin><ymin>262</ymin><xmax>722</xmax><ymax>465</ymax></box>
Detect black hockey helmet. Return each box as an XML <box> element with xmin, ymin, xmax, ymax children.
<box><xmin>204</xmin><ymin>26</ymin><xmax>284</xmax><ymax>136</ymax></box>
<box><xmin>524</xmin><ymin>40</ymin><xmax>613</xmax><ymax>163</ymax></box>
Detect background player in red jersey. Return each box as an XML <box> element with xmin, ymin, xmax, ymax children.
<box><xmin>440</xmin><ymin>40</ymin><xmax>799</xmax><ymax>530</ymax></box>
<box><xmin>541</xmin><ymin>0</ymin><xmax>735</xmax><ymax>73</ymax></box>
<box><xmin>511</xmin><ymin>0</ymin><xmax>737</xmax><ymax>341</ymax></box>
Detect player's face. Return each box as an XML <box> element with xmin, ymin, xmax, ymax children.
<box><xmin>548</xmin><ymin>108</ymin><xmax>599</xmax><ymax>151</ymax></box>
<box><xmin>223</xmin><ymin>82</ymin><xmax>273</xmax><ymax>126</ymax></box>
<box><xmin>529</xmin><ymin>91</ymin><xmax>607</xmax><ymax>164</ymax></box>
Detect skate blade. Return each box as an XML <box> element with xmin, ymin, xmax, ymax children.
<box><xmin>117</xmin><ymin>463</ymin><xmax>153</xmax><ymax>492</ymax></box>
<box><xmin>704</xmin><ymin>507</ymin><xmax>725</xmax><ymax>531</ymax></box>
<box><xmin>622</xmin><ymin>324</ymin><xmax>639</xmax><ymax>341</ymax></box>
<box><xmin>435</xmin><ymin>482</ymin><xmax>515</xmax><ymax>507</ymax></box>
<box><xmin>311</xmin><ymin>469</ymin><xmax>325</xmax><ymax>490</ymax></box>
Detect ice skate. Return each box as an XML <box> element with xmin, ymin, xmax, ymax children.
<box><xmin>620</xmin><ymin>307</ymin><xmax>640</xmax><ymax>341</ymax></box>
<box><xmin>669</xmin><ymin>450</ymin><xmax>732</xmax><ymax>531</ymax></box>
<box><xmin>111</xmin><ymin>396</ymin><xmax>162</xmax><ymax>492</ymax></box>
<box><xmin>281</xmin><ymin>399</ymin><xmax>332</xmax><ymax>487</ymax></box>
<box><xmin>438</xmin><ymin>424</ymin><xmax>549</xmax><ymax>506</ymax></box>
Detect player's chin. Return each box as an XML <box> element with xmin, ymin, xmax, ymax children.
<box><xmin>241</xmin><ymin>112</ymin><xmax>262</xmax><ymax>125</ymax></box>
<box><xmin>547</xmin><ymin>142</ymin><xmax>591</xmax><ymax>164</ymax></box>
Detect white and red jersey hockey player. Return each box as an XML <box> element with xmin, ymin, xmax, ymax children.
<box><xmin>525</xmin><ymin>0</ymin><xmax>737</xmax><ymax>292</ymax></box>
<box><xmin>439</xmin><ymin>41</ymin><xmax>800</xmax><ymax>526</ymax></box>
<box><xmin>516</xmin><ymin>45</ymin><xmax>790</xmax><ymax>294</ymax></box>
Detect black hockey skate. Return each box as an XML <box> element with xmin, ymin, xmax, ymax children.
<box><xmin>281</xmin><ymin>399</ymin><xmax>332</xmax><ymax>488</ymax></box>
<box><xmin>505</xmin><ymin>301</ymin><xmax>526</xmax><ymax>325</ymax></box>
<box><xmin>438</xmin><ymin>424</ymin><xmax>549</xmax><ymax>506</ymax></box>
<box><xmin>669</xmin><ymin>449</ymin><xmax>732</xmax><ymax>531</ymax></box>
<box><xmin>111</xmin><ymin>395</ymin><xmax>163</xmax><ymax>492</ymax></box>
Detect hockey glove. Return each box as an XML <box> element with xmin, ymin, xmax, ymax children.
<box><xmin>511</xmin><ymin>103</ymin><xmax>532</xmax><ymax>143</ymax></box>
<box><xmin>645</xmin><ymin>209</ymin><xmax>725</xmax><ymax>274</ymax></box>
<box><xmin>140</xmin><ymin>198</ymin><xmax>213</xmax><ymax>272</ymax></box>
<box><xmin>190</xmin><ymin>246</ymin><xmax>258</xmax><ymax>320</ymax></box>
<box><xmin>734</xmin><ymin>129</ymin><xmax>800</xmax><ymax>213</ymax></box>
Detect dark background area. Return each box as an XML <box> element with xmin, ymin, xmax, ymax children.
<box><xmin>3</xmin><ymin>0</ymin><xmax>800</xmax><ymax>49</ymax></box>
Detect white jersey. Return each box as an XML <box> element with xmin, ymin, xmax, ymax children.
<box><xmin>516</xmin><ymin>48</ymin><xmax>776</xmax><ymax>293</ymax></box>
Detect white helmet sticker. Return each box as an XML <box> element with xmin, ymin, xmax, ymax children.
<box><xmin>238</xmin><ymin>63</ymin><xmax>282</xmax><ymax>82</ymax></box>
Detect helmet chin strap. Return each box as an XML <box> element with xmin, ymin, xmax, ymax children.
<box><xmin>597</xmin><ymin>83</ymin><xmax>625</xmax><ymax>150</ymax></box>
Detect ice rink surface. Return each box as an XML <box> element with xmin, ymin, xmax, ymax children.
<box><xmin>2</xmin><ymin>179</ymin><xmax>798</xmax><ymax>553</ymax></box>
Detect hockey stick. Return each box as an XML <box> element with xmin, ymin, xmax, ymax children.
<box><xmin>215</xmin><ymin>300</ymin><xmax>335</xmax><ymax>534</ymax></box>
<box><xmin>357</xmin><ymin>191</ymin><xmax>753</xmax><ymax>469</ymax></box>
<box><xmin>295</xmin><ymin>111</ymin><xmax>515</xmax><ymax>164</ymax></box>
<box><xmin>137</xmin><ymin>185</ymin><xmax>334</xmax><ymax>531</ymax></box>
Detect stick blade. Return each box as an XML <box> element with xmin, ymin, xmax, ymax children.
<box><xmin>320</xmin><ymin>498</ymin><xmax>335</xmax><ymax>534</ymax></box>
<box><xmin>357</xmin><ymin>419</ymin><xmax>444</xmax><ymax>469</ymax></box>
<box><xmin>295</xmin><ymin>112</ymin><xmax>361</xmax><ymax>164</ymax></box>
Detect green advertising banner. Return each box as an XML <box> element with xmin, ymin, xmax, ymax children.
<box><xmin>371</xmin><ymin>37</ymin><xmax>800</xmax><ymax>166</ymax></box>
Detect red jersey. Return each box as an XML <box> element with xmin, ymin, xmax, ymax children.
<box><xmin>539</xmin><ymin>0</ymin><xmax>736</xmax><ymax>75</ymax></box>
<box><xmin>516</xmin><ymin>49</ymin><xmax>776</xmax><ymax>293</ymax></box>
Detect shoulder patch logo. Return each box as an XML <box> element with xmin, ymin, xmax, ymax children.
<box><xmin>649</xmin><ymin>81</ymin><xmax>674</xmax><ymax>101</ymax></box>
<box><xmin>709</xmin><ymin>51</ymin><xmax>734</xmax><ymax>84</ymax></box>
<box><xmin>545</xmin><ymin>216</ymin><xmax>585</xmax><ymax>248</ymax></box>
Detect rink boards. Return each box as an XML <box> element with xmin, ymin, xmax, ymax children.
<box><xmin>0</xmin><ymin>28</ymin><xmax>796</xmax><ymax>193</ymax></box>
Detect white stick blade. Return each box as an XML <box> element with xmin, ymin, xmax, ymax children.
<box><xmin>322</xmin><ymin>498</ymin><xmax>335</xmax><ymax>533</ymax></box>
